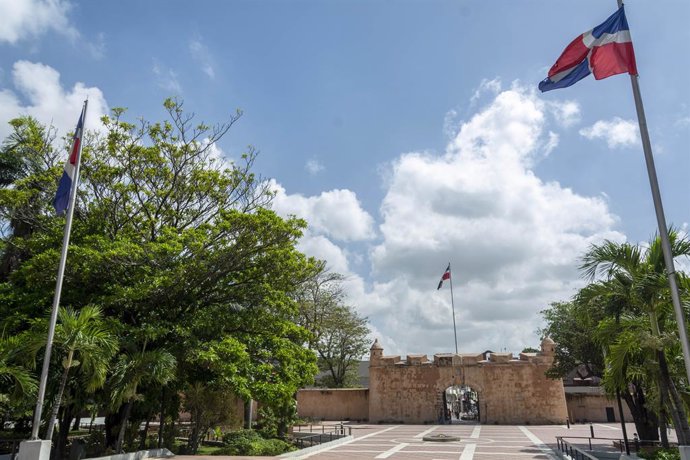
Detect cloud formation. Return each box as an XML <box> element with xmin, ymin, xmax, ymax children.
<box><xmin>305</xmin><ymin>158</ymin><xmax>324</xmax><ymax>175</ymax></box>
<box><xmin>276</xmin><ymin>82</ymin><xmax>624</xmax><ymax>357</ymax></box>
<box><xmin>270</xmin><ymin>180</ymin><xmax>375</xmax><ymax>243</ymax></box>
<box><xmin>152</xmin><ymin>60</ymin><xmax>182</xmax><ymax>94</ymax></box>
<box><xmin>579</xmin><ymin>117</ymin><xmax>639</xmax><ymax>148</ymax></box>
<box><xmin>189</xmin><ymin>37</ymin><xmax>215</xmax><ymax>80</ymax></box>
<box><xmin>0</xmin><ymin>61</ymin><xmax>108</xmax><ymax>141</ymax></box>
<box><xmin>0</xmin><ymin>0</ymin><xmax>77</xmax><ymax>44</ymax></box>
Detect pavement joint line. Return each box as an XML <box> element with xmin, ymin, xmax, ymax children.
<box><xmin>375</xmin><ymin>442</ymin><xmax>409</xmax><ymax>458</ymax></box>
<box><xmin>471</xmin><ymin>426</ymin><xmax>481</xmax><ymax>438</ymax></box>
<box><xmin>414</xmin><ymin>426</ymin><xmax>439</xmax><ymax>438</ymax></box>
<box><xmin>594</xmin><ymin>423</ymin><xmax>620</xmax><ymax>430</ymax></box>
<box><xmin>518</xmin><ymin>426</ymin><xmax>559</xmax><ymax>460</ymax></box>
<box><xmin>459</xmin><ymin>442</ymin><xmax>476</xmax><ymax>460</ymax></box>
<box><xmin>295</xmin><ymin>425</ymin><xmax>400</xmax><ymax>459</ymax></box>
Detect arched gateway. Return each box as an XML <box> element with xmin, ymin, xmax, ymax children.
<box><xmin>367</xmin><ymin>337</ymin><xmax>567</xmax><ymax>424</ymax></box>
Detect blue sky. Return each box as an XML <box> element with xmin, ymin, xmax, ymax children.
<box><xmin>1</xmin><ymin>0</ymin><xmax>688</xmax><ymax>357</ymax></box>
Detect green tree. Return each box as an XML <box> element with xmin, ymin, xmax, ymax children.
<box><xmin>0</xmin><ymin>100</ymin><xmax>321</xmax><ymax>454</ymax></box>
<box><xmin>313</xmin><ymin>305</ymin><xmax>370</xmax><ymax>388</ymax></box>
<box><xmin>580</xmin><ymin>233</ymin><xmax>690</xmax><ymax>445</ymax></box>
<box><xmin>109</xmin><ymin>347</ymin><xmax>176</xmax><ymax>453</ymax></box>
<box><xmin>41</xmin><ymin>306</ymin><xmax>117</xmax><ymax>439</ymax></box>
<box><xmin>0</xmin><ymin>335</ymin><xmax>37</xmax><ymax>410</ymax></box>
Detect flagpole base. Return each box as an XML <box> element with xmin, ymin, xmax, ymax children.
<box><xmin>17</xmin><ymin>440</ymin><xmax>51</xmax><ymax>460</ymax></box>
<box><xmin>679</xmin><ymin>446</ymin><xmax>690</xmax><ymax>460</ymax></box>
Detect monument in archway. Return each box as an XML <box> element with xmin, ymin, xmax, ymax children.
<box><xmin>367</xmin><ymin>337</ymin><xmax>567</xmax><ymax>424</ymax></box>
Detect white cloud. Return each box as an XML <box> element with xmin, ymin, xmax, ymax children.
<box><xmin>305</xmin><ymin>158</ymin><xmax>324</xmax><ymax>175</ymax></box>
<box><xmin>0</xmin><ymin>61</ymin><xmax>108</xmax><ymax>141</ymax></box>
<box><xmin>443</xmin><ymin>109</ymin><xmax>459</xmax><ymax>140</ymax></box>
<box><xmin>189</xmin><ymin>37</ymin><xmax>215</xmax><ymax>80</ymax></box>
<box><xmin>270</xmin><ymin>180</ymin><xmax>375</xmax><ymax>242</ymax></box>
<box><xmin>0</xmin><ymin>0</ymin><xmax>77</xmax><ymax>44</ymax></box>
<box><xmin>353</xmin><ymin>83</ymin><xmax>623</xmax><ymax>356</ymax></box>
<box><xmin>86</xmin><ymin>32</ymin><xmax>106</xmax><ymax>60</ymax></box>
<box><xmin>579</xmin><ymin>117</ymin><xmax>639</xmax><ymax>148</ymax></box>
<box><xmin>543</xmin><ymin>131</ymin><xmax>559</xmax><ymax>156</ymax></box>
<box><xmin>257</xmin><ymin>82</ymin><xmax>625</xmax><ymax>358</ymax></box>
<box><xmin>152</xmin><ymin>60</ymin><xmax>182</xmax><ymax>94</ymax></box>
<box><xmin>470</xmin><ymin>78</ymin><xmax>502</xmax><ymax>106</ymax></box>
<box><xmin>547</xmin><ymin>100</ymin><xmax>581</xmax><ymax>127</ymax></box>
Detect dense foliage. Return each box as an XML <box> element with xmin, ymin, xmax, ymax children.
<box><xmin>541</xmin><ymin>232</ymin><xmax>690</xmax><ymax>446</ymax></box>
<box><xmin>0</xmin><ymin>100</ymin><xmax>359</xmax><ymax>456</ymax></box>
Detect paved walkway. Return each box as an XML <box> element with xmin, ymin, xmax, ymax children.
<box><xmin>288</xmin><ymin>422</ymin><xmax>651</xmax><ymax>459</ymax></box>
<box><xmin>165</xmin><ymin>422</ymin><xmax>663</xmax><ymax>459</ymax></box>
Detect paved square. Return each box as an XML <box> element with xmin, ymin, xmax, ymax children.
<box><xmin>292</xmin><ymin>422</ymin><xmax>649</xmax><ymax>459</ymax></box>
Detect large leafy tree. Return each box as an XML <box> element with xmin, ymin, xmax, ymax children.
<box><xmin>0</xmin><ymin>100</ymin><xmax>320</xmax><ymax>452</ymax></box>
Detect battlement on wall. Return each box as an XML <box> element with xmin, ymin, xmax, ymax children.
<box><xmin>368</xmin><ymin>337</ymin><xmax>556</xmax><ymax>368</ymax></box>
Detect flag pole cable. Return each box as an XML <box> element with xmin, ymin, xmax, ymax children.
<box><xmin>30</xmin><ymin>100</ymin><xmax>88</xmax><ymax>440</ymax></box>
<box><xmin>616</xmin><ymin>0</ymin><xmax>690</xmax><ymax>388</ymax></box>
<box><xmin>449</xmin><ymin>262</ymin><xmax>458</xmax><ymax>355</ymax></box>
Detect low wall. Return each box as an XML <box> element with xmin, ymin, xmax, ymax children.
<box><xmin>296</xmin><ymin>388</ymin><xmax>369</xmax><ymax>421</ymax></box>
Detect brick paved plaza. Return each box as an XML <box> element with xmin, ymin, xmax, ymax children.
<box><xmin>166</xmin><ymin>421</ymin><xmax>669</xmax><ymax>459</ymax></box>
<box><xmin>289</xmin><ymin>422</ymin><xmax>649</xmax><ymax>459</ymax></box>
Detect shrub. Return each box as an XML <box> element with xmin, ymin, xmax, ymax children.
<box><xmin>218</xmin><ymin>430</ymin><xmax>295</xmax><ymax>456</ymax></box>
<box><xmin>638</xmin><ymin>448</ymin><xmax>681</xmax><ymax>460</ymax></box>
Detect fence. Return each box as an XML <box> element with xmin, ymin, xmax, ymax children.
<box><xmin>292</xmin><ymin>424</ymin><xmax>351</xmax><ymax>449</ymax></box>
<box><xmin>0</xmin><ymin>439</ymin><xmax>21</xmax><ymax>460</ymax></box>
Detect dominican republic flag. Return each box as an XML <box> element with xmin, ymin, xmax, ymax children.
<box><xmin>437</xmin><ymin>264</ymin><xmax>451</xmax><ymax>290</ymax></box>
<box><xmin>539</xmin><ymin>6</ymin><xmax>637</xmax><ymax>92</ymax></box>
<box><xmin>53</xmin><ymin>106</ymin><xmax>86</xmax><ymax>215</ymax></box>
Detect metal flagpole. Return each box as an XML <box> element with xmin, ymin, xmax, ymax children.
<box><xmin>30</xmin><ymin>100</ymin><xmax>88</xmax><ymax>440</ymax></box>
<box><xmin>448</xmin><ymin>262</ymin><xmax>458</xmax><ymax>355</ymax></box>
<box><xmin>616</xmin><ymin>0</ymin><xmax>690</xmax><ymax>388</ymax></box>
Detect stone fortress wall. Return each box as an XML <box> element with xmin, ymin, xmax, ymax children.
<box><xmin>367</xmin><ymin>337</ymin><xmax>568</xmax><ymax>424</ymax></box>
<box><xmin>297</xmin><ymin>337</ymin><xmax>570</xmax><ymax>425</ymax></box>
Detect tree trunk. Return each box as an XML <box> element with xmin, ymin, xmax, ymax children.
<box><xmin>158</xmin><ymin>388</ymin><xmax>165</xmax><ymax>449</ymax></box>
<box><xmin>243</xmin><ymin>400</ymin><xmax>253</xmax><ymax>429</ymax></box>
<box><xmin>659</xmin><ymin>408</ymin><xmax>669</xmax><ymax>449</ymax></box>
<box><xmin>115</xmin><ymin>400</ymin><xmax>133</xmax><ymax>453</ymax></box>
<box><xmin>45</xmin><ymin>350</ymin><xmax>73</xmax><ymax>439</ymax></box>
<box><xmin>105</xmin><ymin>409</ymin><xmax>123</xmax><ymax>449</ymax></box>
<box><xmin>139</xmin><ymin>417</ymin><xmax>150</xmax><ymax>450</ymax></box>
<box><xmin>72</xmin><ymin>415</ymin><xmax>81</xmax><ymax>431</ymax></box>
<box><xmin>621</xmin><ymin>384</ymin><xmax>659</xmax><ymax>441</ymax></box>
<box><xmin>51</xmin><ymin>404</ymin><xmax>74</xmax><ymax>460</ymax></box>
<box><xmin>658</xmin><ymin>350</ymin><xmax>690</xmax><ymax>445</ymax></box>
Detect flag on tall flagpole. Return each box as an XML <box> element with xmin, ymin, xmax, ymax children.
<box><xmin>539</xmin><ymin>6</ymin><xmax>637</xmax><ymax>92</ymax></box>
<box><xmin>437</xmin><ymin>263</ymin><xmax>451</xmax><ymax>290</ymax></box>
<box><xmin>53</xmin><ymin>106</ymin><xmax>86</xmax><ymax>215</ymax></box>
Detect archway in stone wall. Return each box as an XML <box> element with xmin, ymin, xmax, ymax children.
<box><xmin>443</xmin><ymin>385</ymin><xmax>480</xmax><ymax>424</ymax></box>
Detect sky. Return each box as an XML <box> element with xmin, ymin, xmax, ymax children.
<box><xmin>1</xmin><ymin>0</ymin><xmax>688</xmax><ymax>358</ymax></box>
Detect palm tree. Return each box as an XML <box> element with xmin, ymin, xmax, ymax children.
<box><xmin>109</xmin><ymin>347</ymin><xmax>176</xmax><ymax>453</ymax></box>
<box><xmin>581</xmin><ymin>231</ymin><xmax>690</xmax><ymax>445</ymax></box>
<box><xmin>0</xmin><ymin>335</ymin><xmax>37</xmax><ymax>405</ymax></box>
<box><xmin>42</xmin><ymin>306</ymin><xmax>117</xmax><ymax>439</ymax></box>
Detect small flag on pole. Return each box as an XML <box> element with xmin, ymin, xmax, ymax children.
<box><xmin>539</xmin><ymin>6</ymin><xmax>637</xmax><ymax>92</ymax></box>
<box><xmin>53</xmin><ymin>106</ymin><xmax>86</xmax><ymax>215</ymax></box>
<box><xmin>437</xmin><ymin>264</ymin><xmax>451</xmax><ymax>290</ymax></box>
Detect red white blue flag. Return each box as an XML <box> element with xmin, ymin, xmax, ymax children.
<box><xmin>53</xmin><ymin>106</ymin><xmax>85</xmax><ymax>215</ymax></box>
<box><xmin>437</xmin><ymin>264</ymin><xmax>451</xmax><ymax>290</ymax></box>
<box><xmin>539</xmin><ymin>6</ymin><xmax>637</xmax><ymax>92</ymax></box>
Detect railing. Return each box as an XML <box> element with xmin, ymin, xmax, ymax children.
<box><xmin>555</xmin><ymin>437</ymin><xmax>599</xmax><ymax>460</ymax></box>
<box><xmin>0</xmin><ymin>439</ymin><xmax>21</xmax><ymax>460</ymax></box>
<box><xmin>557</xmin><ymin>434</ymin><xmax>672</xmax><ymax>457</ymax></box>
<box><xmin>292</xmin><ymin>423</ymin><xmax>351</xmax><ymax>449</ymax></box>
